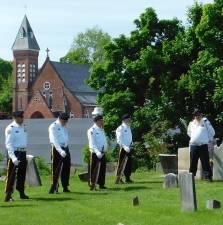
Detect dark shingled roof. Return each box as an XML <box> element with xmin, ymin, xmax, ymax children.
<box><xmin>51</xmin><ymin>61</ymin><xmax>97</xmax><ymax>106</ymax></box>
<box><xmin>12</xmin><ymin>15</ymin><xmax>40</xmax><ymax>51</ymax></box>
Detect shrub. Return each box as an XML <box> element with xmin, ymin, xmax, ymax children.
<box><xmin>35</xmin><ymin>156</ymin><xmax>51</xmax><ymax>175</ymax></box>
<box><xmin>0</xmin><ymin>153</ymin><xmax>3</xmax><ymax>161</ymax></box>
<box><xmin>81</xmin><ymin>144</ymin><xmax>119</xmax><ymax>164</ymax></box>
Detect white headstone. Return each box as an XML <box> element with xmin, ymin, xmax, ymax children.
<box><xmin>163</xmin><ymin>173</ymin><xmax>178</xmax><ymax>188</ymax></box>
<box><xmin>178</xmin><ymin>147</ymin><xmax>203</xmax><ymax>179</ymax></box>
<box><xmin>179</xmin><ymin>172</ymin><xmax>197</xmax><ymax>212</ymax></box>
<box><xmin>26</xmin><ymin>155</ymin><xmax>42</xmax><ymax>187</ymax></box>
<box><xmin>213</xmin><ymin>145</ymin><xmax>223</xmax><ymax>180</ymax></box>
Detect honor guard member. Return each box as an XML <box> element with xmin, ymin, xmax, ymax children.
<box><xmin>49</xmin><ymin>113</ymin><xmax>71</xmax><ymax>193</ymax></box>
<box><xmin>187</xmin><ymin>109</ymin><xmax>215</xmax><ymax>181</ymax></box>
<box><xmin>87</xmin><ymin>114</ymin><xmax>108</xmax><ymax>190</ymax></box>
<box><xmin>115</xmin><ymin>114</ymin><xmax>133</xmax><ymax>183</ymax></box>
<box><xmin>4</xmin><ymin>111</ymin><xmax>29</xmax><ymax>201</ymax></box>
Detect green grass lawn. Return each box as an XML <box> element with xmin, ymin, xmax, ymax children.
<box><xmin>0</xmin><ymin>171</ymin><xmax>223</xmax><ymax>225</ymax></box>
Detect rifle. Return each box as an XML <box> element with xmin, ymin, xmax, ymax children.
<box><xmin>115</xmin><ymin>152</ymin><xmax>128</xmax><ymax>184</ymax></box>
<box><xmin>91</xmin><ymin>160</ymin><xmax>101</xmax><ymax>190</ymax></box>
<box><xmin>49</xmin><ymin>158</ymin><xmax>63</xmax><ymax>194</ymax></box>
<box><xmin>91</xmin><ymin>148</ymin><xmax>104</xmax><ymax>190</ymax></box>
<box><xmin>4</xmin><ymin>164</ymin><xmax>17</xmax><ymax>202</ymax></box>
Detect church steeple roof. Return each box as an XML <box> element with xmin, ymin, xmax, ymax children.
<box><xmin>12</xmin><ymin>15</ymin><xmax>40</xmax><ymax>51</ymax></box>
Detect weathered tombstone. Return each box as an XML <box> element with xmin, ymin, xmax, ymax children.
<box><xmin>213</xmin><ymin>145</ymin><xmax>223</xmax><ymax>180</ymax></box>
<box><xmin>178</xmin><ymin>147</ymin><xmax>203</xmax><ymax>179</ymax></box>
<box><xmin>159</xmin><ymin>154</ymin><xmax>178</xmax><ymax>174</ymax></box>
<box><xmin>106</xmin><ymin>162</ymin><xmax>117</xmax><ymax>175</ymax></box>
<box><xmin>132</xmin><ymin>196</ymin><xmax>139</xmax><ymax>206</ymax></box>
<box><xmin>0</xmin><ymin>156</ymin><xmax>7</xmax><ymax>175</ymax></box>
<box><xmin>206</xmin><ymin>200</ymin><xmax>221</xmax><ymax>209</ymax></box>
<box><xmin>179</xmin><ymin>172</ymin><xmax>197</xmax><ymax>212</ymax></box>
<box><xmin>0</xmin><ymin>176</ymin><xmax>6</xmax><ymax>182</ymax></box>
<box><xmin>163</xmin><ymin>173</ymin><xmax>178</xmax><ymax>188</ymax></box>
<box><xmin>78</xmin><ymin>172</ymin><xmax>89</xmax><ymax>182</ymax></box>
<box><xmin>155</xmin><ymin>162</ymin><xmax>162</xmax><ymax>172</ymax></box>
<box><xmin>26</xmin><ymin>155</ymin><xmax>42</xmax><ymax>186</ymax></box>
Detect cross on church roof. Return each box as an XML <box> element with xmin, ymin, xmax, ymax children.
<box><xmin>46</xmin><ymin>48</ymin><xmax>50</xmax><ymax>58</ymax></box>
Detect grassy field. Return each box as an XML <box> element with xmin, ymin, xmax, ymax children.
<box><xmin>0</xmin><ymin>171</ymin><xmax>223</xmax><ymax>225</ymax></box>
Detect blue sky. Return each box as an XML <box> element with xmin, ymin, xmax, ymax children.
<box><xmin>1</xmin><ymin>0</ymin><xmax>213</xmax><ymax>65</ymax></box>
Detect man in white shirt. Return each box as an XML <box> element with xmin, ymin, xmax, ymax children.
<box><xmin>4</xmin><ymin>111</ymin><xmax>29</xmax><ymax>202</ymax></box>
<box><xmin>49</xmin><ymin>113</ymin><xmax>71</xmax><ymax>193</ymax></box>
<box><xmin>115</xmin><ymin>114</ymin><xmax>133</xmax><ymax>184</ymax></box>
<box><xmin>87</xmin><ymin>115</ymin><xmax>107</xmax><ymax>190</ymax></box>
<box><xmin>187</xmin><ymin>109</ymin><xmax>215</xmax><ymax>181</ymax></box>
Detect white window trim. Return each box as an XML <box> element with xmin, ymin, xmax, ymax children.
<box><xmin>44</xmin><ymin>82</ymin><xmax>51</xmax><ymax>90</ymax></box>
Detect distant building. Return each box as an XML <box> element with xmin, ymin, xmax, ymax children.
<box><xmin>12</xmin><ymin>15</ymin><xmax>97</xmax><ymax>118</ymax></box>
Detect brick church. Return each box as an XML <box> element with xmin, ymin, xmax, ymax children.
<box><xmin>12</xmin><ymin>15</ymin><xmax>97</xmax><ymax>118</ymax></box>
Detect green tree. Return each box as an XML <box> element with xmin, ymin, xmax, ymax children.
<box><xmin>0</xmin><ymin>58</ymin><xmax>13</xmax><ymax>113</ymax></box>
<box><xmin>88</xmin><ymin>8</ymin><xmax>183</xmax><ymax>139</ymax></box>
<box><xmin>60</xmin><ymin>27</ymin><xmax>111</xmax><ymax>64</ymax></box>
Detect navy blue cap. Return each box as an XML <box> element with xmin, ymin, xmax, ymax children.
<box><xmin>59</xmin><ymin>112</ymin><xmax>69</xmax><ymax>121</ymax></box>
<box><xmin>12</xmin><ymin>111</ymin><xmax>24</xmax><ymax>118</ymax></box>
<box><xmin>122</xmin><ymin>114</ymin><xmax>131</xmax><ymax>120</ymax></box>
<box><xmin>93</xmin><ymin>115</ymin><xmax>103</xmax><ymax>122</ymax></box>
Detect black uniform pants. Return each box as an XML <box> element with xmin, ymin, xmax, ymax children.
<box><xmin>5</xmin><ymin>151</ymin><xmax>27</xmax><ymax>194</ymax></box>
<box><xmin>51</xmin><ymin>146</ymin><xmax>71</xmax><ymax>189</ymax></box>
<box><xmin>117</xmin><ymin>148</ymin><xmax>132</xmax><ymax>180</ymax></box>
<box><xmin>189</xmin><ymin>144</ymin><xmax>212</xmax><ymax>179</ymax></box>
<box><xmin>90</xmin><ymin>152</ymin><xmax>106</xmax><ymax>187</ymax></box>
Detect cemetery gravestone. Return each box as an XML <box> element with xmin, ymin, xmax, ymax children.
<box><xmin>163</xmin><ymin>173</ymin><xmax>178</xmax><ymax>188</ymax></box>
<box><xmin>179</xmin><ymin>172</ymin><xmax>197</xmax><ymax>212</ymax></box>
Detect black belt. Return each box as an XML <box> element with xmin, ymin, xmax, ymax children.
<box><xmin>16</xmin><ymin>148</ymin><xmax>26</xmax><ymax>152</ymax></box>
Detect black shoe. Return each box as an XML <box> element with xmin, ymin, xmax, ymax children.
<box><xmin>90</xmin><ymin>185</ymin><xmax>96</xmax><ymax>191</ymax></box>
<box><xmin>208</xmin><ymin>177</ymin><xmax>213</xmax><ymax>182</ymax></box>
<box><xmin>63</xmin><ymin>188</ymin><xmax>71</xmax><ymax>193</ymax></box>
<box><xmin>99</xmin><ymin>186</ymin><xmax>107</xmax><ymax>189</ymax></box>
<box><xmin>125</xmin><ymin>179</ymin><xmax>133</xmax><ymax>183</ymax></box>
<box><xmin>4</xmin><ymin>195</ymin><xmax>14</xmax><ymax>202</ymax></box>
<box><xmin>20</xmin><ymin>193</ymin><xmax>29</xmax><ymax>199</ymax></box>
<box><xmin>115</xmin><ymin>178</ymin><xmax>124</xmax><ymax>184</ymax></box>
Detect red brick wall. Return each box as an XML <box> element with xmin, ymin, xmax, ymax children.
<box><xmin>24</xmin><ymin>92</ymin><xmax>53</xmax><ymax>118</ymax></box>
<box><xmin>25</xmin><ymin>60</ymin><xmax>83</xmax><ymax>118</ymax></box>
<box><xmin>13</xmin><ymin>50</ymin><xmax>39</xmax><ymax>111</ymax></box>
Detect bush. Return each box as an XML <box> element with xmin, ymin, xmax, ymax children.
<box><xmin>0</xmin><ymin>152</ymin><xmax>3</xmax><ymax>161</ymax></box>
<box><xmin>35</xmin><ymin>156</ymin><xmax>51</xmax><ymax>175</ymax></box>
<box><xmin>82</xmin><ymin>145</ymin><xmax>90</xmax><ymax>164</ymax></box>
<box><xmin>82</xmin><ymin>144</ymin><xmax>119</xmax><ymax>164</ymax></box>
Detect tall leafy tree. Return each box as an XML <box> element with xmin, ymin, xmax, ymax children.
<box><xmin>0</xmin><ymin>58</ymin><xmax>13</xmax><ymax>113</ymax></box>
<box><xmin>60</xmin><ymin>27</ymin><xmax>111</xmax><ymax>64</ymax></box>
<box><xmin>88</xmin><ymin>8</ymin><xmax>183</xmax><ymax>139</ymax></box>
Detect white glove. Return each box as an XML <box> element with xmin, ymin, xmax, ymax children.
<box><xmin>60</xmin><ymin>150</ymin><xmax>67</xmax><ymax>158</ymax></box>
<box><xmin>96</xmin><ymin>151</ymin><xmax>102</xmax><ymax>159</ymax></box>
<box><xmin>12</xmin><ymin>157</ymin><xmax>19</xmax><ymax>166</ymax></box>
<box><xmin>124</xmin><ymin>146</ymin><xmax>130</xmax><ymax>153</ymax></box>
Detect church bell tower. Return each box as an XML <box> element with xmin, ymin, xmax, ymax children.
<box><xmin>12</xmin><ymin>15</ymin><xmax>40</xmax><ymax>111</ymax></box>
